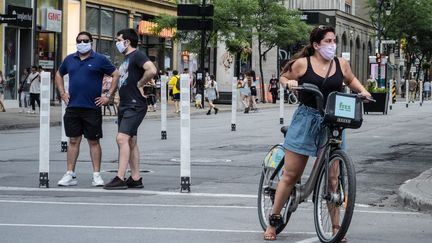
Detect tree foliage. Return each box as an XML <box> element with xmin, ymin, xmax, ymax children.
<box><xmin>368</xmin><ymin>0</ymin><xmax>432</xmax><ymax>79</ymax></box>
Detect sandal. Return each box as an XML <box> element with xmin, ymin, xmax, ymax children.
<box><xmin>264</xmin><ymin>214</ymin><xmax>282</xmax><ymax>241</ymax></box>
<box><xmin>332</xmin><ymin>225</ymin><xmax>347</xmax><ymax>242</ymax></box>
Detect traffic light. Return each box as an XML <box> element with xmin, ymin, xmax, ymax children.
<box><xmin>376</xmin><ymin>53</ymin><xmax>382</xmax><ymax>64</ymax></box>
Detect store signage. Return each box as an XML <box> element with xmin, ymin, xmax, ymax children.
<box><xmin>0</xmin><ymin>14</ymin><xmax>17</xmax><ymax>24</ymax></box>
<box><xmin>137</xmin><ymin>20</ymin><xmax>174</xmax><ymax>38</ymax></box>
<box><xmin>39</xmin><ymin>60</ymin><xmax>54</xmax><ymax>69</ymax></box>
<box><xmin>7</xmin><ymin>5</ymin><xmax>33</xmax><ymax>28</ymax></box>
<box><xmin>42</xmin><ymin>8</ymin><xmax>62</xmax><ymax>32</ymax></box>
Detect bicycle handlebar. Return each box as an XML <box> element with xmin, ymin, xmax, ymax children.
<box><xmin>292</xmin><ymin>84</ymin><xmax>376</xmax><ymax>112</ymax></box>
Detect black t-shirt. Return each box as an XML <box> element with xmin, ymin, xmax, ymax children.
<box><xmin>269</xmin><ymin>78</ymin><xmax>278</xmax><ymax>89</ymax></box>
<box><xmin>118</xmin><ymin>50</ymin><xmax>150</xmax><ymax>107</ymax></box>
<box><xmin>299</xmin><ymin>57</ymin><xmax>344</xmax><ymax>108</ymax></box>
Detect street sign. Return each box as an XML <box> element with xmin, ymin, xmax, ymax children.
<box><xmin>177</xmin><ymin>18</ymin><xmax>213</xmax><ymax>31</ymax></box>
<box><xmin>177</xmin><ymin>4</ymin><xmax>214</xmax><ymax>17</ymax></box>
<box><xmin>381</xmin><ymin>39</ymin><xmax>396</xmax><ymax>44</ymax></box>
<box><xmin>0</xmin><ymin>14</ymin><xmax>17</xmax><ymax>24</ymax></box>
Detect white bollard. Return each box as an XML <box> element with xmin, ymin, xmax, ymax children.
<box><xmin>39</xmin><ymin>72</ymin><xmax>51</xmax><ymax>188</ymax></box>
<box><xmin>161</xmin><ymin>75</ymin><xmax>168</xmax><ymax>139</ymax></box>
<box><xmin>61</xmin><ymin>75</ymin><xmax>69</xmax><ymax>152</ymax></box>
<box><xmin>231</xmin><ymin>77</ymin><xmax>237</xmax><ymax>131</ymax></box>
<box><xmin>179</xmin><ymin>74</ymin><xmax>191</xmax><ymax>192</ymax></box>
<box><xmin>279</xmin><ymin>82</ymin><xmax>284</xmax><ymax>124</ymax></box>
<box><xmin>419</xmin><ymin>80</ymin><xmax>423</xmax><ymax>106</ymax></box>
<box><xmin>406</xmin><ymin>79</ymin><xmax>409</xmax><ymax>108</ymax></box>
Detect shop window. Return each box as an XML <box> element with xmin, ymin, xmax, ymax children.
<box><xmin>101</xmin><ymin>9</ymin><xmax>114</xmax><ymax>37</ymax></box>
<box><xmin>86</xmin><ymin>7</ymin><xmax>99</xmax><ymax>35</ymax></box>
<box><xmin>5</xmin><ymin>0</ymin><xmax>31</xmax><ymax>8</ymax></box>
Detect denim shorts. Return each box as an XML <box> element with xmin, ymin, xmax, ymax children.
<box><xmin>283</xmin><ymin>105</ymin><xmax>325</xmax><ymax>157</ymax></box>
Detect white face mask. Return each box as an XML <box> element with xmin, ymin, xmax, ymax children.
<box><xmin>318</xmin><ymin>43</ymin><xmax>336</xmax><ymax>61</ymax></box>
<box><xmin>116</xmin><ymin>41</ymin><xmax>127</xmax><ymax>54</ymax></box>
<box><xmin>76</xmin><ymin>42</ymin><xmax>92</xmax><ymax>54</ymax></box>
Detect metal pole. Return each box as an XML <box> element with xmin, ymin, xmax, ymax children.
<box><xmin>377</xmin><ymin>0</ymin><xmax>382</xmax><ymax>88</ymax></box>
<box><xmin>406</xmin><ymin>79</ymin><xmax>409</xmax><ymax>108</ymax></box>
<box><xmin>180</xmin><ymin>74</ymin><xmax>191</xmax><ymax>192</ymax></box>
<box><xmin>279</xmin><ymin>82</ymin><xmax>284</xmax><ymax>124</ymax></box>
<box><xmin>419</xmin><ymin>80</ymin><xmax>423</xmax><ymax>106</ymax></box>
<box><xmin>200</xmin><ymin>0</ymin><xmax>206</xmax><ymax>109</ymax></box>
<box><xmin>39</xmin><ymin>72</ymin><xmax>50</xmax><ymax>188</ymax></box>
<box><xmin>61</xmin><ymin>75</ymin><xmax>69</xmax><ymax>152</ymax></box>
<box><xmin>231</xmin><ymin>77</ymin><xmax>237</xmax><ymax>131</ymax></box>
<box><xmin>161</xmin><ymin>75</ymin><xmax>168</xmax><ymax>139</ymax></box>
<box><xmin>389</xmin><ymin>78</ymin><xmax>393</xmax><ymax>110</ymax></box>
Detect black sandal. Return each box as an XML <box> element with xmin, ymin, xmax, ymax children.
<box><xmin>264</xmin><ymin>214</ymin><xmax>282</xmax><ymax>241</ymax></box>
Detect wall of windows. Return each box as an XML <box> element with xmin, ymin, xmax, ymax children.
<box><xmin>86</xmin><ymin>5</ymin><xmax>128</xmax><ymax>66</ymax></box>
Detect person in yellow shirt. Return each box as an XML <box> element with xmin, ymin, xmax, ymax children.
<box><xmin>169</xmin><ymin>70</ymin><xmax>180</xmax><ymax>113</ymax></box>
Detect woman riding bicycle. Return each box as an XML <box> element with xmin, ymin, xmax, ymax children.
<box><xmin>263</xmin><ymin>25</ymin><xmax>371</xmax><ymax>241</ymax></box>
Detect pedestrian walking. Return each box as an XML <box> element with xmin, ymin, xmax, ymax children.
<box><xmin>238</xmin><ymin>74</ymin><xmax>251</xmax><ymax>113</ymax></box>
<box><xmin>28</xmin><ymin>66</ymin><xmax>41</xmax><ymax>114</ymax></box>
<box><xmin>268</xmin><ymin>74</ymin><xmax>278</xmax><ymax>104</ymax></box>
<box><xmin>408</xmin><ymin>78</ymin><xmax>417</xmax><ymax>103</ymax></box>
<box><xmin>18</xmin><ymin>67</ymin><xmax>31</xmax><ymax>113</ymax></box>
<box><xmin>168</xmin><ymin>70</ymin><xmax>180</xmax><ymax>113</ymax></box>
<box><xmin>143</xmin><ymin>77</ymin><xmax>157</xmax><ymax>112</ymax></box>
<box><xmin>423</xmin><ymin>80</ymin><xmax>430</xmax><ymax>101</ymax></box>
<box><xmin>103</xmin><ymin>28</ymin><xmax>157</xmax><ymax>190</ymax></box>
<box><xmin>249</xmin><ymin>70</ymin><xmax>258</xmax><ymax>111</ymax></box>
<box><xmin>0</xmin><ymin>70</ymin><xmax>5</xmax><ymax>112</ymax></box>
<box><xmin>55</xmin><ymin>31</ymin><xmax>120</xmax><ymax>187</ymax></box>
<box><xmin>205</xmin><ymin>74</ymin><xmax>219</xmax><ymax>115</ymax></box>
<box><xmin>263</xmin><ymin>25</ymin><xmax>371</xmax><ymax>241</ymax></box>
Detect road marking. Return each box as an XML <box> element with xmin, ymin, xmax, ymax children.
<box><xmin>294</xmin><ymin>237</ymin><xmax>318</xmax><ymax>243</ymax></box>
<box><xmin>0</xmin><ymin>199</ymin><xmax>422</xmax><ymax>215</ymax></box>
<box><xmin>0</xmin><ymin>223</ymin><xmax>316</xmax><ymax>235</ymax></box>
<box><xmin>0</xmin><ymin>186</ymin><xmax>256</xmax><ymax>198</ymax></box>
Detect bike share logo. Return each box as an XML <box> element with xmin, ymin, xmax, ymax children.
<box><xmin>339</xmin><ymin>102</ymin><xmax>351</xmax><ymax>112</ymax></box>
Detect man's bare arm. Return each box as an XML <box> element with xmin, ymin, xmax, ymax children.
<box><xmin>137</xmin><ymin>61</ymin><xmax>157</xmax><ymax>88</ymax></box>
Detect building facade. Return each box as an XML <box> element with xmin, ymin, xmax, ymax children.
<box><xmin>252</xmin><ymin>0</ymin><xmax>375</xmax><ymax>87</ymax></box>
<box><xmin>1</xmin><ymin>0</ymin><xmax>176</xmax><ymax>108</ymax></box>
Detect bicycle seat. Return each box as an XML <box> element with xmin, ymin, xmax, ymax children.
<box><xmin>280</xmin><ymin>126</ymin><xmax>288</xmax><ymax>136</ymax></box>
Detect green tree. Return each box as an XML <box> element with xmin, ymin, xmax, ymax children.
<box><xmin>368</xmin><ymin>0</ymin><xmax>432</xmax><ymax>80</ymax></box>
<box><xmin>249</xmin><ymin>0</ymin><xmax>310</xmax><ymax>101</ymax></box>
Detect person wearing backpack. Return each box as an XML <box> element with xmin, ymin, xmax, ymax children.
<box><xmin>168</xmin><ymin>70</ymin><xmax>180</xmax><ymax>113</ymax></box>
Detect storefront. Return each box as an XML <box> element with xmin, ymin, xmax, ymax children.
<box><xmin>2</xmin><ymin>2</ymin><xmax>33</xmax><ymax>107</ymax></box>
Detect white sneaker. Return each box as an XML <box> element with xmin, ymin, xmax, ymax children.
<box><xmin>92</xmin><ymin>172</ymin><xmax>104</xmax><ymax>187</ymax></box>
<box><xmin>58</xmin><ymin>171</ymin><xmax>78</xmax><ymax>186</ymax></box>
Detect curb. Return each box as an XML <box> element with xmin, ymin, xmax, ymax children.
<box><xmin>398</xmin><ymin>168</ymin><xmax>432</xmax><ymax>213</ymax></box>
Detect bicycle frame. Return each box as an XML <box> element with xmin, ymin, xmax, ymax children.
<box><xmin>267</xmin><ymin>126</ymin><xmax>344</xmax><ymax>213</ymax></box>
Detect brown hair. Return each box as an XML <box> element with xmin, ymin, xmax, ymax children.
<box><xmin>282</xmin><ymin>25</ymin><xmax>335</xmax><ymax>73</ymax></box>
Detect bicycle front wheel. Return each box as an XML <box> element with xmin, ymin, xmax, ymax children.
<box><xmin>257</xmin><ymin>165</ymin><xmax>291</xmax><ymax>234</ymax></box>
<box><xmin>313</xmin><ymin>149</ymin><xmax>356</xmax><ymax>243</ymax></box>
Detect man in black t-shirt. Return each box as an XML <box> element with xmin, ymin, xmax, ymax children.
<box><xmin>104</xmin><ymin>28</ymin><xmax>157</xmax><ymax>190</ymax></box>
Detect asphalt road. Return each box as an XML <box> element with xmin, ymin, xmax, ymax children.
<box><xmin>0</xmin><ymin>101</ymin><xmax>431</xmax><ymax>242</ymax></box>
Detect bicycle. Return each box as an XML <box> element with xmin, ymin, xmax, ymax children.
<box><xmin>282</xmin><ymin>88</ymin><xmax>299</xmax><ymax>104</ymax></box>
<box><xmin>258</xmin><ymin>83</ymin><xmax>374</xmax><ymax>243</ymax></box>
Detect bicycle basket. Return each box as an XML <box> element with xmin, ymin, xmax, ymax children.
<box><xmin>323</xmin><ymin>92</ymin><xmax>363</xmax><ymax>129</ymax></box>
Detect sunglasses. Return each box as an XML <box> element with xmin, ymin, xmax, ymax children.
<box><xmin>318</xmin><ymin>25</ymin><xmax>330</xmax><ymax>30</ymax></box>
<box><xmin>76</xmin><ymin>39</ymin><xmax>91</xmax><ymax>44</ymax></box>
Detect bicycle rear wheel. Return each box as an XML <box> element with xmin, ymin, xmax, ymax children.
<box><xmin>313</xmin><ymin>149</ymin><xmax>355</xmax><ymax>243</ymax></box>
<box><xmin>257</xmin><ymin>161</ymin><xmax>292</xmax><ymax>234</ymax></box>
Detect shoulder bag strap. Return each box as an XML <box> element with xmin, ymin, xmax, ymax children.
<box><xmin>321</xmin><ymin>59</ymin><xmax>334</xmax><ymax>88</ymax></box>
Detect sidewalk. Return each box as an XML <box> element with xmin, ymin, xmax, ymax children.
<box><xmin>398</xmin><ymin>168</ymin><xmax>432</xmax><ymax>212</ymax></box>
<box><xmin>0</xmin><ymin>101</ymin><xmax>278</xmax><ymax>131</ymax></box>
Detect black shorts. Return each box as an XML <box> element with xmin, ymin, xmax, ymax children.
<box><xmin>64</xmin><ymin>108</ymin><xmax>103</xmax><ymax>140</ymax></box>
<box><xmin>250</xmin><ymin>86</ymin><xmax>257</xmax><ymax>96</ymax></box>
<box><xmin>173</xmin><ymin>93</ymin><xmax>180</xmax><ymax>101</ymax></box>
<box><xmin>118</xmin><ymin>105</ymin><xmax>147</xmax><ymax>136</ymax></box>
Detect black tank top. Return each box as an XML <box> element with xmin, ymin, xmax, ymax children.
<box><xmin>298</xmin><ymin>56</ymin><xmax>344</xmax><ymax>109</ymax></box>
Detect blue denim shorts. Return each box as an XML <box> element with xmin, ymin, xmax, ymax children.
<box><xmin>283</xmin><ymin>105</ymin><xmax>325</xmax><ymax>157</ymax></box>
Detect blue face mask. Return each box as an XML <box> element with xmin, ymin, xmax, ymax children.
<box><xmin>76</xmin><ymin>42</ymin><xmax>92</xmax><ymax>54</ymax></box>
